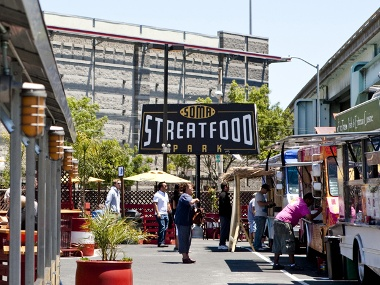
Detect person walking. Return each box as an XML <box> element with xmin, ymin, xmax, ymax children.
<box><xmin>171</xmin><ymin>184</ymin><xmax>181</xmax><ymax>251</ymax></box>
<box><xmin>247</xmin><ymin>193</ymin><xmax>256</xmax><ymax>243</ymax></box>
<box><xmin>105</xmin><ymin>179</ymin><xmax>121</xmax><ymax>215</ymax></box>
<box><xmin>174</xmin><ymin>183</ymin><xmax>199</xmax><ymax>263</ymax></box>
<box><xmin>218</xmin><ymin>182</ymin><xmax>232</xmax><ymax>250</ymax></box>
<box><xmin>254</xmin><ymin>183</ymin><xmax>275</xmax><ymax>251</ymax></box>
<box><xmin>153</xmin><ymin>182</ymin><xmax>172</xmax><ymax>247</ymax></box>
<box><xmin>272</xmin><ymin>192</ymin><xmax>322</xmax><ymax>270</ymax></box>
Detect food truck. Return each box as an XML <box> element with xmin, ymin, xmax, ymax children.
<box><xmin>275</xmin><ymin>127</ymin><xmax>380</xmax><ymax>284</ymax></box>
<box><xmin>266</xmin><ymin>143</ymin><xmax>339</xmax><ymax>254</ymax></box>
<box><xmin>330</xmin><ymin>96</ymin><xmax>380</xmax><ymax>284</ymax></box>
<box><xmin>297</xmin><ymin>144</ymin><xmax>339</xmax><ymax>257</ymax></box>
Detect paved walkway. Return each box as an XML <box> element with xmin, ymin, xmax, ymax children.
<box><xmin>60</xmin><ymin>239</ymin><xmax>358</xmax><ymax>285</ymax></box>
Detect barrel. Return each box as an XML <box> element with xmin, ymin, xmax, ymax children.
<box><xmin>71</xmin><ymin>218</ymin><xmax>94</xmax><ymax>246</ymax></box>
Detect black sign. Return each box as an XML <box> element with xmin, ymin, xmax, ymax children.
<box><xmin>139</xmin><ymin>104</ymin><xmax>259</xmax><ymax>155</ymax></box>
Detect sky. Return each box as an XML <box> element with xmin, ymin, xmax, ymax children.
<box><xmin>38</xmin><ymin>0</ymin><xmax>380</xmax><ymax>109</ymax></box>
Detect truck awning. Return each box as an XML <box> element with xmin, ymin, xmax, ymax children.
<box><xmin>270</xmin><ymin>131</ymin><xmax>380</xmax><ymax>150</ymax></box>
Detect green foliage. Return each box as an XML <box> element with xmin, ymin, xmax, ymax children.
<box><xmin>207</xmin><ymin>186</ymin><xmax>218</xmax><ymax>213</ymax></box>
<box><xmin>227</xmin><ymin>81</ymin><xmax>293</xmax><ymax>160</ymax></box>
<box><xmin>67</xmin><ymin>97</ymin><xmax>107</xmax><ymax>139</ymax></box>
<box><xmin>227</xmin><ymin>81</ymin><xmax>247</xmax><ymax>103</ymax></box>
<box><xmin>67</xmin><ymin>97</ymin><xmax>152</xmax><ymax>186</ymax></box>
<box><xmin>167</xmin><ymin>154</ymin><xmax>195</xmax><ymax>176</ymax></box>
<box><xmin>82</xmin><ymin>209</ymin><xmax>149</xmax><ymax>261</ymax></box>
<box><xmin>1</xmin><ymin>132</ymin><xmax>26</xmax><ymax>188</ymax></box>
<box><xmin>195</xmin><ymin>97</ymin><xmax>213</xmax><ymax>104</ymax></box>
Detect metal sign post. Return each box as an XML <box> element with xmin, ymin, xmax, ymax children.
<box><xmin>118</xmin><ymin>166</ymin><xmax>125</xmax><ymax>218</ymax></box>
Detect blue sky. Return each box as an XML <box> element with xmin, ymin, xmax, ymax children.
<box><xmin>39</xmin><ymin>0</ymin><xmax>379</xmax><ymax>109</ymax></box>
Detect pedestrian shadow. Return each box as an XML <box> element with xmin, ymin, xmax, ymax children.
<box><xmin>227</xmin><ymin>283</ymin><xmax>299</xmax><ymax>285</ymax></box>
<box><xmin>162</xmin><ymin>261</ymin><xmax>185</xmax><ymax>264</ymax></box>
<box><xmin>206</xmin><ymin>246</ymin><xmax>251</xmax><ymax>253</ymax></box>
<box><xmin>157</xmin><ymin>249</ymin><xmax>176</xmax><ymax>252</ymax></box>
<box><xmin>225</xmin><ymin>259</ymin><xmax>267</xmax><ymax>272</ymax></box>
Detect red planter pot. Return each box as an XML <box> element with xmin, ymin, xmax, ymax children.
<box><xmin>76</xmin><ymin>260</ymin><xmax>133</xmax><ymax>285</ymax></box>
<box><xmin>71</xmin><ymin>218</ymin><xmax>88</xmax><ymax>231</ymax></box>
<box><xmin>81</xmin><ymin>243</ymin><xmax>95</xmax><ymax>256</ymax></box>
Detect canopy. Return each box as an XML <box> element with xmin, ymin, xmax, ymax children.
<box><xmin>71</xmin><ymin>177</ymin><xmax>105</xmax><ymax>183</ymax></box>
<box><xmin>88</xmin><ymin>177</ymin><xmax>105</xmax><ymax>183</ymax></box>
<box><xmin>219</xmin><ymin>165</ymin><xmax>275</xmax><ymax>253</ymax></box>
<box><xmin>124</xmin><ymin>170</ymin><xmax>191</xmax><ymax>183</ymax></box>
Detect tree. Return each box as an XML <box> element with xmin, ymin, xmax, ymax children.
<box><xmin>67</xmin><ymin>97</ymin><xmax>152</xmax><ymax>187</ymax></box>
<box><xmin>167</xmin><ymin>154</ymin><xmax>195</xmax><ymax>177</ymax></box>
<box><xmin>228</xmin><ymin>81</ymin><xmax>293</xmax><ymax>160</ymax></box>
<box><xmin>194</xmin><ymin>82</ymin><xmax>293</xmax><ymax>186</ymax></box>
<box><xmin>1</xmin><ymin>132</ymin><xmax>26</xmax><ymax>188</ymax></box>
<box><xmin>67</xmin><ymin>97</ymin><xmax>107</xmax><ymax>139</ymax></box>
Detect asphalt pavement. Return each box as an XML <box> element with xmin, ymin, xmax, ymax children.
<box><xmin>60</xmin><ymin>238</ymin><xmax>359</xmax><ymax>285</ymax></box>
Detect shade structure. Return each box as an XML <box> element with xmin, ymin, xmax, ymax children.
<box><xmin>71</xmin><ymin>177</ymin><xmax>80</xmax><ymax>183</ymax></box>
<box><xmin>124</xmin><ymin>170</ymin><xmax>191</xmax><ymax>183</ymax></box>
<box><xmin>88</xmin><ymin>177</ymin><xmax>105</xmax><ymax>183</ymax></box>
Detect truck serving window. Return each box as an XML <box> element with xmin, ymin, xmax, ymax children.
<box><xmin>347</xmin><ymin>141</ymin><xmax>363</xmax><ymax>181</ymax></box>
<box><xmin>327</xmin><ymin>157</ymin><xmax>338</xmax><ymax>196</ymax></box>
<box><xmin>286</xmin><ymin>166</ymin><xmax>299</xmax><ymax>195</ymax></box>
<box><xmin>365</xmin><ymin>136</ymin><xmax>380</xmax><ymax>179</ymax></box>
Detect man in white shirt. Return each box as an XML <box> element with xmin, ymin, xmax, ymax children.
<box><xmin>105</xmin><ymin>179</ymin><xmax>121</xmax><ymax>214</ymax></box>
<box><xmin>153</xmin><ymin>182</ymin><xmax>172</xmax><ymax>247</ymax></box>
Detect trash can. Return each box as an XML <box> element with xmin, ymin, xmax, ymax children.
<box><xmin>324</xmin><ymin>236</ymin><xmax>343</xmax><ymax>280</ymax></box>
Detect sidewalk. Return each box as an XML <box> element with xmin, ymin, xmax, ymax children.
<box><xmin>59</xmin><ymin>238</ymin><xmax>357</xmax><ymax>285</ymax></box>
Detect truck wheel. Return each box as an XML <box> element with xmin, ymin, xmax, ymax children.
<box><xmin>355</xmin><ymin>247</ymin><xmax>378</xmax><ymax>284</ymax></box>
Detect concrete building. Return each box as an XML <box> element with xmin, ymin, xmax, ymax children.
<box><xmin>43</xmin><ymin>12</ymin><xmax>287</xmax><ymax>148</ymax></box>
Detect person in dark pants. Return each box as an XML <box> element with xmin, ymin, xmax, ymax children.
<box><xmin>218</xmin><ymin>182</ymin><xmax>232</xmax><ymax>250</ymax></box>
<box><xmin>174</xmin><ymin>183</ymin><xmax>199</xmax><ymax>263</ymax></box>
<box><xmin>272</xmin><ymin>192</ymin><xmax>321</xmax><ymax>270</ymax></box>
<box><xmin>171</xmin><ymin>184</ymin><xmax>181</xmax><ymax>251</ymax></box>
<box><xmin>153</xmin><ymin>182</ymin><xmax>172</xmax><ymax>247</ymax></box>
<box><xmin>254</xmin><ymin>183</ymin><xmax>275</xmax><ymax>251</ymax></box>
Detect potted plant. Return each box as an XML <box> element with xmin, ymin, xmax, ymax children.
<box><xmin>75</xmin><ymin>209</ymin><xmax>149</xmax><ymax>285</ymax></box>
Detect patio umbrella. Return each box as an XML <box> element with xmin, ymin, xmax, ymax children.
<box><xmin>88</xmin><ymin>177</ymin><xmax>105</xmax><ymax>183</ymax></box>
<box><xmin>124</xmin><ymin>170</ymin><xmax>190</xmax><ymax>183</ymax></box>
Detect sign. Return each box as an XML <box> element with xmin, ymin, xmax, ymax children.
<box><xmin>139</xmin><ymin>103</ymin><xmax>259</xmax><ymax>155</ymax></box>
<box><xmin>118</xmin><ymin>166</ymin><xmax>124</xmax><ymax>177</ymax></box>
<box><xmin>335</xmin><ymin>97</ymin><xmax>380</xmax><ymax>132</ymax></box>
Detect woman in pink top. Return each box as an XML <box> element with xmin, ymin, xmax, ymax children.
<box><xmin>272</xmin><ymin>193</ymin><xmax>322</xmax><ymax>270</ymax></box>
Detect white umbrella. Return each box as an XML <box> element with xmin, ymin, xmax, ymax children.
<box><xmin>88</xmin><ymin>177</ymin><xmax>105</xmax><ymax>183</ymax></box>
<box><xmin>124</xmin><ymin>170</ymin><xmax>190</xmax><ymax>183</ymax></box>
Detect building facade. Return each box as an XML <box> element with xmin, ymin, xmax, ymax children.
<box><xmin>44</xmin><ymin>13</ymin><xmax>284</xmax><ymax>149</ymax></box>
